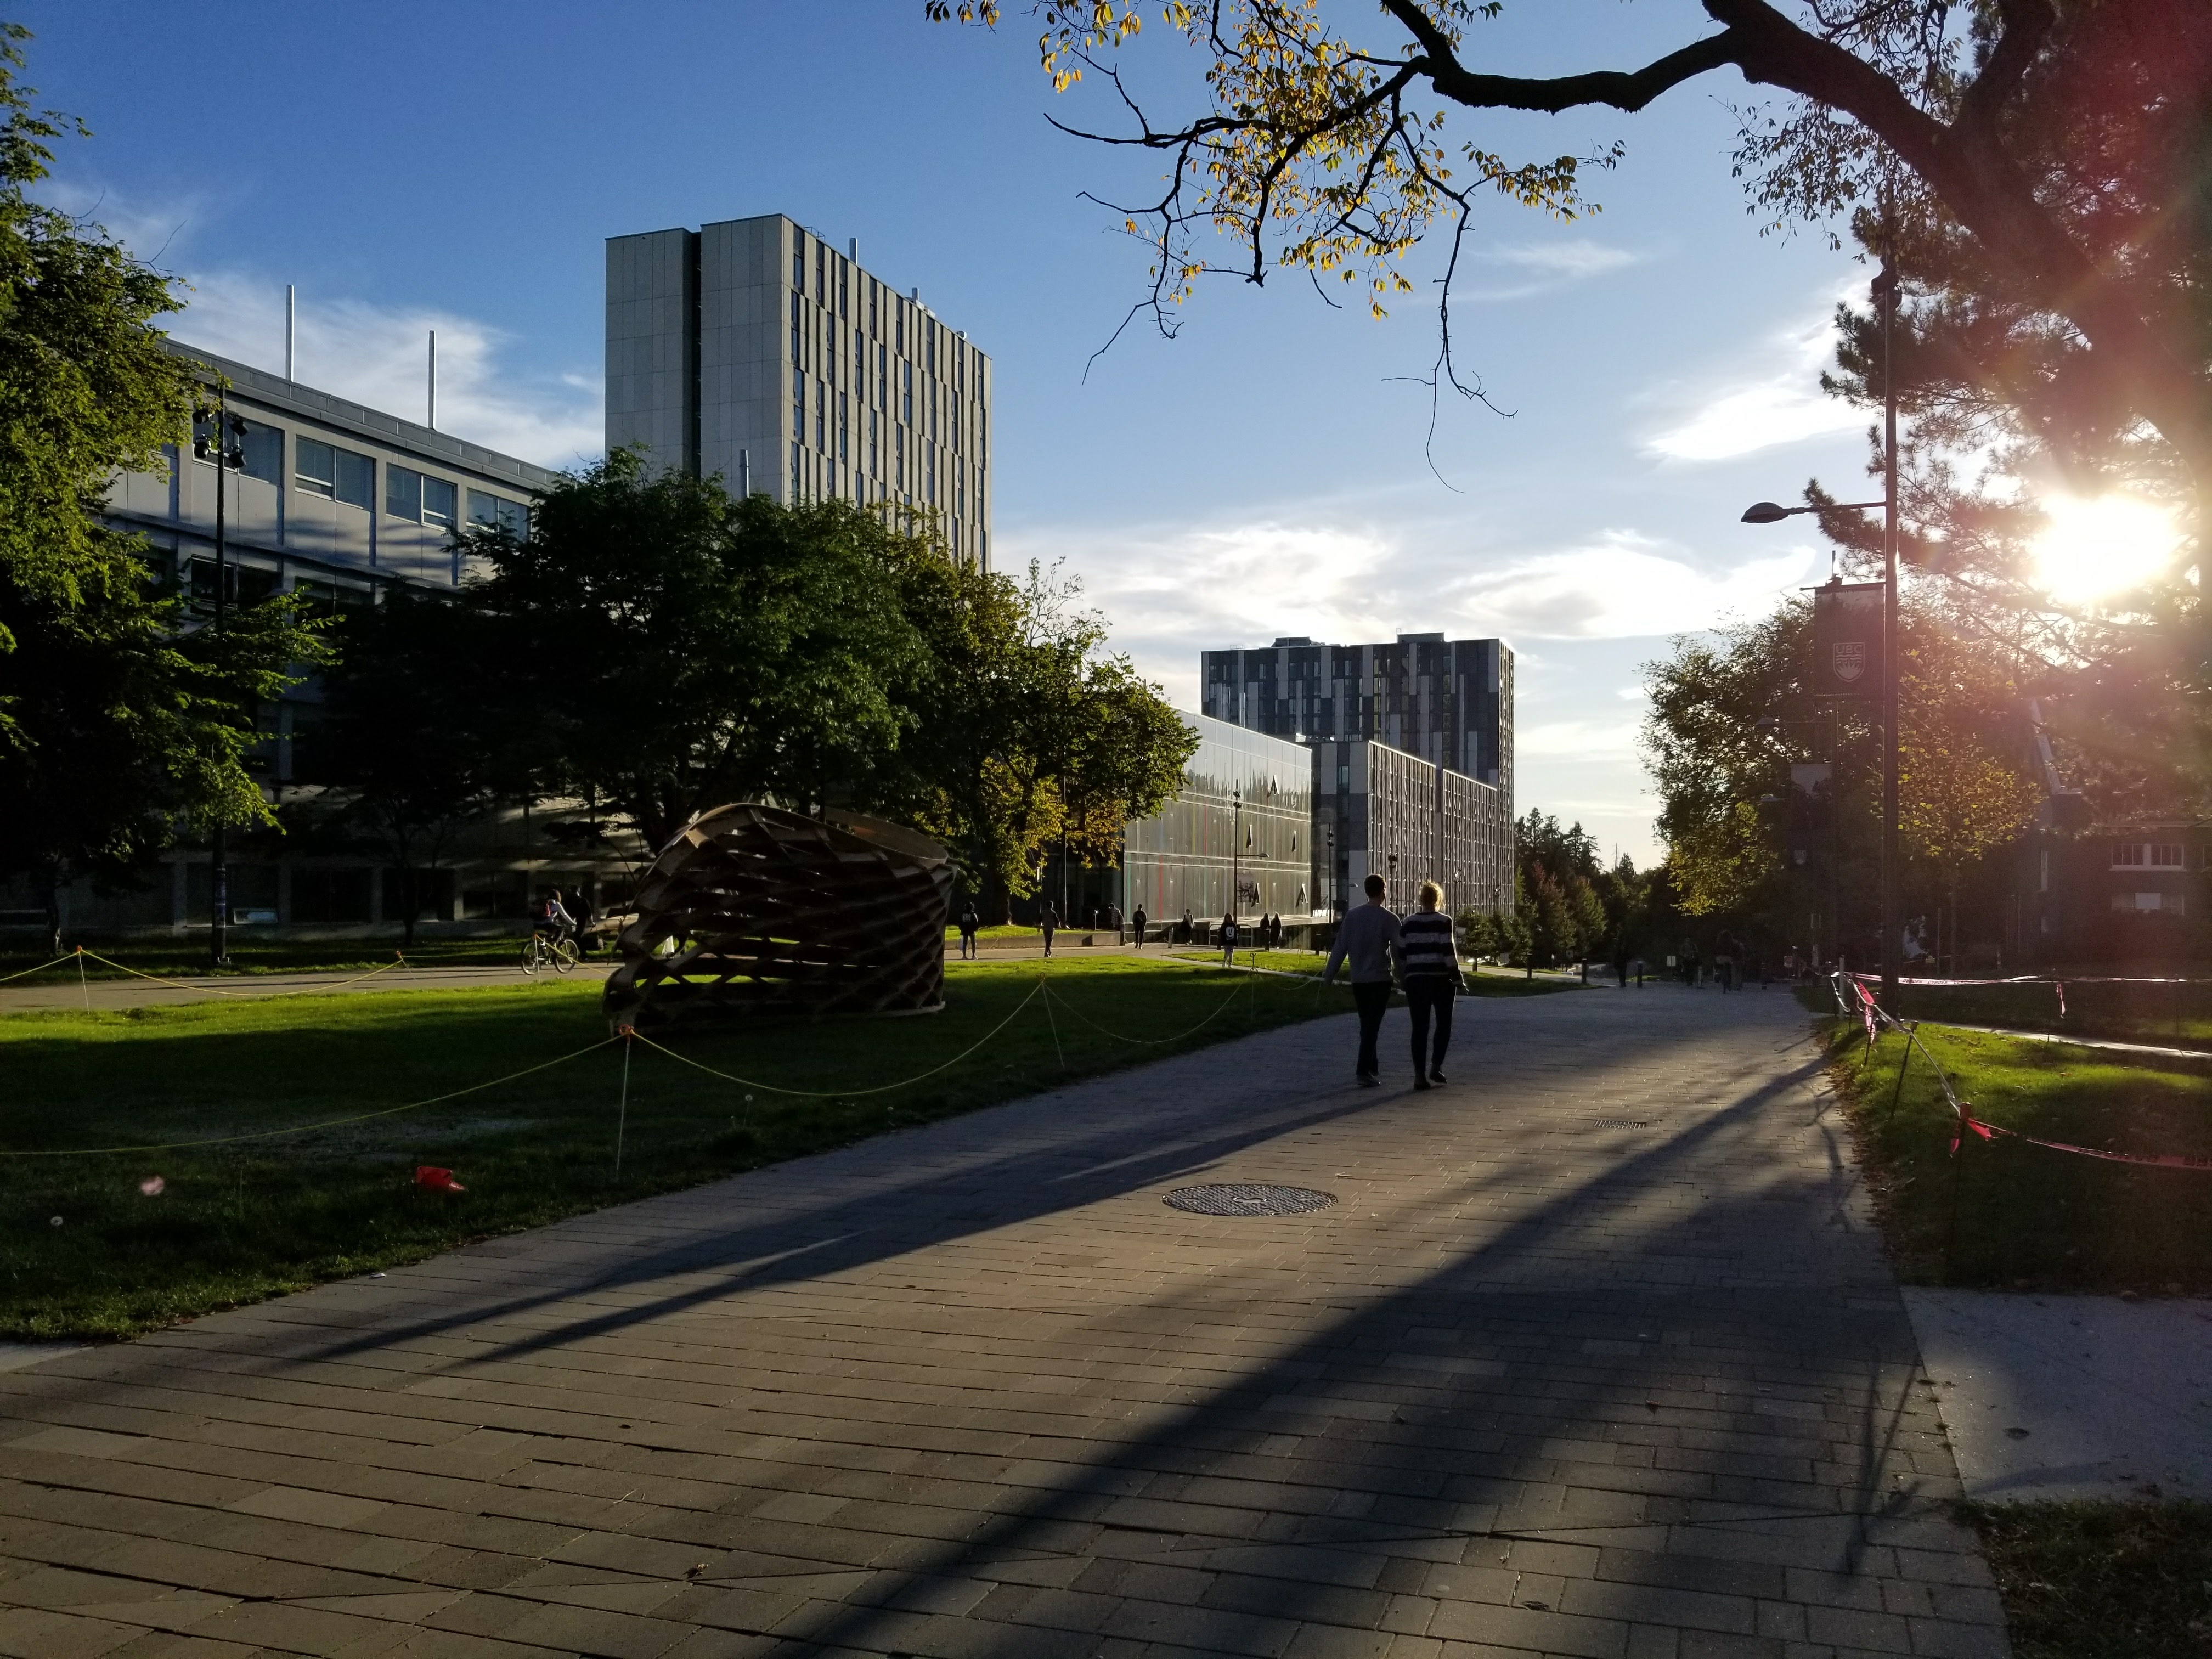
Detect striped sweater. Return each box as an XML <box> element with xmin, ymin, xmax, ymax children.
<box><xmin>1399</xmin><ymin>909</ymin><xmax>1462</xmax><ymax>982</ymax></box>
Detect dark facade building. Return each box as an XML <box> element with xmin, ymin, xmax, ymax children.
<box><xmin>1201</xmin><ymin>633</ymin><xmax>1515</xmax><ymax>923</ymax></box>
<box><xmin>1118</xmin><ymin>714</ymin><xmax>1319</xmax><ymax>930</ymax></box>
<box><xmin>1200</xmin><ymin>633</ymin><xmax>1513</xmax><ymax>796</ymax></box>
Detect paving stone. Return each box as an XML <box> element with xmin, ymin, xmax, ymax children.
<box><xmin>0</xmin><ymin>989</ymin><xmax>2009</xmax><ymax>1658</ymax></box>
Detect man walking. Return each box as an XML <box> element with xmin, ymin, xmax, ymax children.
<box><xmin>956</xmin><ymin>901</ymin><xmax>981</xmax><ymax>961</ymax></box>
<box><xmin>1132</xmin><ymin>904</ymin><xmax>1148</xmax><ymax>949</ymax></box>
<box><xmin>1040</xmin><ymin>902</ymin><xmax>1060</xmax><ymax>960</ymax></box>
<box><xmin>1400</xmin><ymin>881</ymin><xmax>1463</xmax><ymax>1090</ymax></box>
<box><xmin>1321</xmin><ymin>873</ymin><xmax>1404</xmax><ymax>1088</ymax></box>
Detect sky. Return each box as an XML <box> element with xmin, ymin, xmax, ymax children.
<box><xmin>16</xmin><ymin>1</ymin><xmax>1884</xmax><ymax>865</ymax></box>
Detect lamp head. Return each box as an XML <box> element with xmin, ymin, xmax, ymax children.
<box><xmin>1740</xmin><ymin>501</ymin><xmax>1795</xmax><ymax>525</ymax></box>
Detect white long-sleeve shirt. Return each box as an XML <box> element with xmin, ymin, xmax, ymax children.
<box><xmin>1322</xmin><ymin>901</ymin><xmax>1404</xmax><ymax>985</ymax></box>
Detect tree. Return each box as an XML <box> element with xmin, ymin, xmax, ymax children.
<box><xmin>0</xmin><ymin>27</ymin><xmax>324</xmax><ymax>943</ymax></box>
<box><xmin>302</xmin><ymin>591</ymin><xmax>508</xmax><ymax>950</ymax></box>
<box><xmin>944</xmin><ymin>1</ymin><xmax>2210</xmax><ymax>490</ymax></box>
<box><xmin>456</xmin><ymin>455</ymin><xmax>926</xmax><ymax>854</ymax></box>
<box><xmin>873</xmin><ymin>555</ymin><xmax>1195</xmax><ymax>918</ymax></box>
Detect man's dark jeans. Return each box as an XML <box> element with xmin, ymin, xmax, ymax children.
<box><xmin>1404</xmin><ymin>977</ymin><xmax>1454</xmax><ymax>1073</ymax></box>
<box><xmin>1351</xmin><ymin>980</ymin><xmax>1392</xmax><ymax>1078</ymax></box>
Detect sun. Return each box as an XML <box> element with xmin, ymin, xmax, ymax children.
<box><xmin>2032</xmin><ymin>493</ymin><xmax>2186</xmax><ymax>603</ymax></box>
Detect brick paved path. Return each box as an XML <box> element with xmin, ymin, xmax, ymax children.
<box><xmin>0</xmin><ymin>984</ymin><xmax>2006</xmax><ymax>1658</ymax></box>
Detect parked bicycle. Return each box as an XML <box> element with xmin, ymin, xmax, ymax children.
<box><xmin>520</xmin><ymin>930</ymin><xmax>579</xmax><ymax>975</ymax></box>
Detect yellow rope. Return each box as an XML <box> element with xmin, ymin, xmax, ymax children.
<box><xmin>0</xmin><ymin>1036</ymin><xmax>621</xmax><ymax>1158</ymax></box>
<box><xmin>629</xmin><ymin>978</ymin><xmax>1048</xmax><ymax>1098</ymax></box>
<box><xmin>75</xmin><ymin>949</ymin><xmax>413</xmax><ymax>1001</ymax></box>
<box><xmin>0</xmin><ymin>954</ymin><xmax>72</xmax><ymax>986</ymax></box>
<box><xmin>1041</xmin><ymin>974</ymin><xmax>1253</xmax><ymax>1047</ymax></box>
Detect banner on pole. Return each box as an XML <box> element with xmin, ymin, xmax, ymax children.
<box><xmin>1811</xmin><ymin>580</ymin><xmax>1885</xmax><ymax>699</ymax></box>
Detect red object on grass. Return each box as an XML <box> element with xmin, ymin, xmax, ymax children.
<box><xmin>414</xmin><ymin>1166</ymin><xmax>465</xmax><ymax>1194</ymax></box>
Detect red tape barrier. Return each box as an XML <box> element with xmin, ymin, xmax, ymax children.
<box><xmin>1832</xmin><ymin>972</ymin><xmax>2212</xmax><ymax>1173</ymax></box>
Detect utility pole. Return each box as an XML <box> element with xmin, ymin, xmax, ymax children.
<box><xmin>193</xmin><ymin>388</ymin><xmax>246</xmax><ymax>968</ymax></box>
<box><xmin>1876</xmin><ymin>254</ymin><xmax>1903</xmax><ymax>1005</ymax></box>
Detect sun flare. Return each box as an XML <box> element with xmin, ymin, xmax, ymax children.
<box><xmin>2032</xmin><ymin>493</ymin><xmax>2186</xmax><ymax>603</ymax></box>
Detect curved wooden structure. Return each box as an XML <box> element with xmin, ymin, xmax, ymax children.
<box><xmin>602</xmin><ymin>804</ymin><xmax>956</xmax><ymax>1029</ymax></box>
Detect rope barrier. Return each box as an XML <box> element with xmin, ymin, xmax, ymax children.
<box><xmin>1835</xmin><ymin>972</ymin><xmax>2212</xmax><ymax>1173</ymax></box>
<box><xmin>73</xmin><ymin>947</ymin><xmax>413</xmax><ymax>1001</ymax></box>
<box><xmin>1041</xmin><ymin>973</ymin><xmax>1255</xmax><ymax>1047</ymax></box>
<box><xmin>628</xmin><ymin>978</ymin><xmax>1049</xmax><ymax>1099</ymax></box>
<box><xmin>0</xmin><ymin>1035</ymin><xmax>622</xmax><ymax>1158</ymax></box>
<box><xmin>0</xmin><ymin>955</ymin><xmax>72</xmax><ymax>986</ymax></box>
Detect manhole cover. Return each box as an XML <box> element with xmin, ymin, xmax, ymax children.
<box><xmin>1164</xmin><ymin>1183</ymin><xmax>1336</xmax><ymax>1216</ymax></box>
<box><xmin>1587</xmin><ymin>1119</ymin><xmax>1654</xmax><ymax>1129</ymax></box>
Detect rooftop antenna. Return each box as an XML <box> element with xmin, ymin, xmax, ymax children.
<box><xmin>427</xmin><ymin>330</ymin><xmax>437</xmax><ymax>430</ymax></box>
<box><xmin>284</xmin><ymin>285</ymin><xmax>295</xmax><ymax>381</ymax></box>
<box><xmin>848</xmin><ymin>236</ymin><xmax>858</xmax><ymax>261</ymax></box>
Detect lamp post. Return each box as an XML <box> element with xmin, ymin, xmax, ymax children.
<box><xmin>1230</xmin><ymin>787</ymin><xmax>1242</xmax><ymax>939</ymax></box>
<box><xmin>192</xmin><ymin>388</ymin><xmax>247</xmax><ymax>969</ymax></box>
<box><xmin>1742</xmin><ymin>255</ymin><xmax>1903</xmax><ymax>1003</ymax></box>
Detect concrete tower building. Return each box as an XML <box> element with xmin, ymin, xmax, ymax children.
<box><xmin>606</xmin><ymin>214</ymin><xmax>993</xmax><ymax>567</ymax></box>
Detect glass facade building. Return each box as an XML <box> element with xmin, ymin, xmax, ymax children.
<box><xmin>1120</xmin><ymin>714</ymin><xmax>1319</xmax><ymax>929</ymax></box>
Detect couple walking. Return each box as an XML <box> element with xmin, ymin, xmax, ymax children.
<box><xmin>1321</xmin><ymin>875</ymin><xmax>1462</xmax><ymax>1090</ymax></box>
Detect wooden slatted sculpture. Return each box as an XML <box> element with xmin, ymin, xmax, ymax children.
<box><xmin>603</xmin><ymin>804</ymin><xmax>956</xmax><ymax>1029</ymax></box>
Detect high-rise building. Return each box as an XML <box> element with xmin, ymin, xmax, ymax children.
<box><xmin>606</xmin><ymin>214</ymin><xmax>993</xmax><ymax>567</ymax></box>
<box><xmin>1200</xmin><ymin>633</ymin><xmax>1512</xmax><ymax>795</ymax></box>
<box><xmin>1201</xmin><ymin>633</ymin><xmax>1516</xmax><ymax>918</ymax></box>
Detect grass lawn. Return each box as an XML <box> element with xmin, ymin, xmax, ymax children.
<box><xmin>1814</xmin><ymin>1007</ymin><xmax>2212</xmax><ymax>1290</ymax></box>
<box><xmin>1</xmin><ymin>935</ymin><xmax>552</xmax><ymax>981</ymax></box>
<box><xmin>1966</xmin><ymin>1500</ymin><xmax>2212</xmax><ymax>1659</ymax></box>
<box><xmin>1883</xmin><ymin>977</ymin><xmax>2212</xmax><ymax>1048</ymax></box>
<box><xmin>0</xmin><ymin>956</ymin><xmax>1348</xmax><ymax>1339</ymax></box>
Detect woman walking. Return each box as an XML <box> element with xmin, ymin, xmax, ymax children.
<box><xmin>1401</xmin><ymin>881</ymin><xmax>1465</xmax><ymax>1090</ymax></box>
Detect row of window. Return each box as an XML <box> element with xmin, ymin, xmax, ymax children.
<box><xmin>790</xmin><ymin>231</ymin><xmax>988</xmax><ymax>404</ymax></box>
<box><xmin>194</xmin><ymin>421</ymin><xmax>529</xmax><ymax>534</ymax></box>
<box><xmin>2111</xmin><ymin>842</ymin><xmax>2192</xmax><ymax>868</ymax></box>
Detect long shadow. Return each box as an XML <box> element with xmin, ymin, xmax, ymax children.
<box><xmin>201</xmin><ymin>997</ymin><xmax>1790</xmax><ymax>1376</ymax></box>
<box><xmin>697</xmin><ymin>1012</ymin><xmax>1956</xmax><ymax>1657</ymax></box>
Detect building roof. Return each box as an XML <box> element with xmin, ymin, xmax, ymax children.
<box><xmin>162</xmin><ymin>338</ymin><xmax>562</xmax><ymax>495</ymax></box>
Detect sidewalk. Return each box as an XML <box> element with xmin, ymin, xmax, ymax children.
<box><xmin>0</xmin><ymin>983</ymin><xmax>2005</xmax><ymax>1658</ymax></box>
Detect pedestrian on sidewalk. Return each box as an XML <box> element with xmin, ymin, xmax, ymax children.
<box><xmin>1132</xmin><ymin>905</ymin><xmax>1148</xmax><ymax>948</ymax></box>
<box><xmin>1321</xmin><ymin>873</ymin><xmax>1404</xmax><ymax>1088</ymax></box>
<box><xmin>1178</xmin><ymin>907</ymin><xmax>1194</xmax><ymax>944</ymax></box>
<box><xmin>1220</xmin><ymin>911</ymin><xmax>1239</xmax><ymax>967</ymax></box>
<box><xmin>1041</xmin><ymin>902</ymin><xmax>1060</xmax><ymax>960</ymax></box>
<box><xmin>1400</xmin><ymin>881</ymin><xmax>1463</xmax><ymax>1090</ymax></box>
<box><xmin>957</xmin><ymin>901</ymin><xmax>980</xmax><ymax>960</ymax></box>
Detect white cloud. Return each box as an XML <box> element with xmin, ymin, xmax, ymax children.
<box><xmin>1445</xmin><ymin>531</ymin><xmax>1817</xmax><ymax>640</ymax></box>
<box><xmin>1003</xmin><ymin>517</ymin><xmax>1408</xmax><ymax>709</ymax></box>
<box><xmin>1640</xmin><ymin>282</ymin><xmax>1866</xmax><ymax>463</ymax></box>
<box><xmin>1460</xmin><ymin>238</ymin><xmax>1646</xmax><ymax>302</ymax></box>
<box><xmin>171</xmin><ymin>272</ymin><xmax>603</xmax><ymax>470</ymax></box>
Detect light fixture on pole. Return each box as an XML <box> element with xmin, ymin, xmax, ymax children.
<box><xmin>191</xmin><ymin>387</ymin><xmax>247</xmax><ymax>969</ymax></box>
<box><xmin>1741</xmin><ymin>258</ymin><xmax>1904</xmax><ymax>1002</ymax></box>
<box><xmin>1230</xmin><ymin>787</ymin><xmax>1242</xmax><ymax>932</ymax></box>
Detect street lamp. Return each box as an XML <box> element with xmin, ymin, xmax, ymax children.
<box><xmin>1742</xmin><ymin>255</ymin><xmax>1903</xmax><ymax>1003</ymax></box>
<box><xmin>191</xmin><ymin>388</ymin><xmax>247</xmax><ymax>969</ymax></box>
<box><xmin>1230</xmin><ymin>787</ymin><xmax>1242</xmax><ymax>938</ymax></box>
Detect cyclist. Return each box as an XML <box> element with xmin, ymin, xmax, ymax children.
<box><xmin>537</xmin><ymin>888</ymin><xmax>575</xmax><ymax>952</ymax></box>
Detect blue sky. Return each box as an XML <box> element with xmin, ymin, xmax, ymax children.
<box><xmin>20</xmin><ymin>1</ymin><xmax>1880</xmax><ymax>864</ymax></box>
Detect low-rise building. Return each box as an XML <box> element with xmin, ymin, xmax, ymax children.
<box><xmin>2</xmin><ymin>342</ymin><xmax>649</xmax><ymax>941</ymax></box>
<box><xmin>1311</xmin><ymin>738</ymin><xmax>1510</xmax><ymax>920</ymax></box>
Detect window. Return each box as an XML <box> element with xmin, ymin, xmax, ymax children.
<box><xmin>815</xmin><ymin>241</ymin><xmax>825</xmax><ymax>303</ymax></box>
<box><xmin>838</xmin><ymin>258</ymin><xmax>847</xmax><ymax>318</ymax></box>
<box><xmin>467</xmin><ymin>489</ymin><xmax>528</xmax><ymax>536</ymax></box>
<box><xmin>290</xmin><ymin>577</ymin><xmax>370</xmax><ymax>614</ymax></box>
<box><xmin>868</xmin><ymin>280</ymin><xmax>878</xmax><ymax>335</ymax></box>
<box><xmin>869</xmin><ymin>410</ymin><xmax>878</xmax><ymax>477</ymax></box>
<box><xmin>2151</xmin><ymin>843</ymin><xmax>2185</xmax><ymax>868</ymax></box>
<box><xmin>790</xmin><ymin>290</ymin><xmax>802</xmax><ymax>360</ymax></box>
<box><xmin>792</xmin><ymin>240</ymin><xmax>804</xmax><ymax>289</ymax></box>
<box><xmin>839</xmin><ymin>393</ymin><xmax>849</xmax><ymax>462</ymax></box>
<box><xmin>791</xmin><ymin>441</ymin><xmax>802</xmax><ymax>499</ymax></box>
<box><xmin>816</xmin><ymin>381</ymin><xmax>826</xmax><ymax>451</ymax></box>
<box><xmin>877</xmin><ymin>343</ymin><xmax>887</xmax><ymax>409</ymax></box>
<box><xmin>385</xmin><ymin>465</ymin><xmax>422</xmax><ymax>521</ymax></box>
<box><xmin>295</xmin><ymin>437</ymin><xmax>374</xmax><ymax>509</ymax></box>
<box><xmin>855</xmin><ymin>328</ymin><xmax>865</xmax><ymax>388</ymax></box>
<box><xmin>238</xmin><ymin>419</ymin><xmax>283</xmax><ymax>483</ymax></box>
<box><xmin>422</xmin><ymin>476</ymin><xmax>456</xmax><ymax>528</ymax></box>
<box><xmin>925</xmin><ymin>444</ymin><xmax>936</xmax><ymax>504</ymax></box>
<box><xmin>2112</xmin><ymin>842</ymin><xmax>2147</xmax><ymax>867</ymax></box>
<box><xmin>901</xmin><ymin>362</ymin><xmax>912</xmax><ymax>424</ymax></box>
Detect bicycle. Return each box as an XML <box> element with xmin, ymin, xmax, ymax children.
<box><xmin>520</xmin><ymin>931</ymin><xmax>579</xmax><ymax>975</ymax></box>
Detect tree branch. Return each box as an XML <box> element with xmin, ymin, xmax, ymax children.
<box><xmin>1378</xmin><ymin>0</ymin><xmax>1741</xmax><ymax>114</ymax></box>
